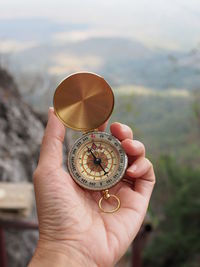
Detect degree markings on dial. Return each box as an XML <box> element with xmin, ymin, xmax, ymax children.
<box><xmin>71</xmin><ymin>134</ymin><xmax>123</xmax><ymax>189</ymax></box>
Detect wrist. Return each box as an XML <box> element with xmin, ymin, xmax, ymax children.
<box><xmin>28</xmin><ymin>239</ymin><xmax>97</xmax><ymax>267</ymax></box>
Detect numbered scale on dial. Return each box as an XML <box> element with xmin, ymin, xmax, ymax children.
<box><xmin>68</xmin><ymin>132</ymin><xmax>127</xmax><ymax>191</ymax></box>
<box><xmin>53</xmin><ymin>72</ymin><xmax>128</xmax><ymax>213</ymax></box>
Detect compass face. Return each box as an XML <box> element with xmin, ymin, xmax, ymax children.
<box><xmin>68</xmin><ymin>132</ymin><xmax>128</xmax><ymax>191</ymax></box>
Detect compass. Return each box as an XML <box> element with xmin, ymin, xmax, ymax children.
<box><xmin>53</xmin><ymin>72</ymin><xmax>128</xmax><ymax>213</ymax></box>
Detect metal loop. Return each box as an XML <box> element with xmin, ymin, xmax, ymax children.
<box><xmin>98</xmin><ymin>194</ymin><xmax>121</xmax><ymax>213</ymax></box>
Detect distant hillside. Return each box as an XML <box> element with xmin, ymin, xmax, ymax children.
<box><xmin>8</xmin><ymin>36</ymin><xmax>200</xmax><ymax>90</ymax></box>
<box><xmin>0</xmin><ymin>18</ymin><xmax>200</xmax><ymax>91</ymax></box>
<box><xmin>112</xmin><ymin>86</ymin><xmax>200</xmax><ymax>166</ymax></box>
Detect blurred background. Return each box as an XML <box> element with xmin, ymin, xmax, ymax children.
<box><xmin>0</xmin><ymin>0</ymin><xmax>200</xmax><ymax>266</ymax></box>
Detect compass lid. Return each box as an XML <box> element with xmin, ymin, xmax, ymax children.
<box><xmin>53</xmin><ymin>72</ymin><xmax>114</xmax><ymax>131</ymax></box>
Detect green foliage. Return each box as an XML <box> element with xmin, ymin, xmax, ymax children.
<box><xmin>111</xmin><ymin>87</ymin><xmax>200</xmax><ymax>266</ymax></box>
<box><xmin>143</xmin><ymin>156</ymin><xmax>200</xmax><ymax>267</ymax></box>
<box><xmin>112</xmin><ymin>91</ymin><xmax>200</xmax><ymax>167</ymax></box>
<box><xmin>192</xmin><ymin>89</ymin><xmax>200</xmax><ymax>131</ymax></box>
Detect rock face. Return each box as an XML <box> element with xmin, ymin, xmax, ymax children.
<box><xmin>0</xmin><ymin>67</ymin><xmax>44</xmax><ymax>266</ymax></box>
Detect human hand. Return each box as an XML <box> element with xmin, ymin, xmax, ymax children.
<box><xmin>29</xmin><ymin>108</ymin><xmax>155</xmax><ymax>267</ymax></box>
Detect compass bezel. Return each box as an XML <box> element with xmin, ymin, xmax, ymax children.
<box><xmin>67</xmin><ymin>132</ymin><xmax>128</xmax><ymax>191</ymax></box>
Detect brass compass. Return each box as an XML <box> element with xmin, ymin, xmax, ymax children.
<box><xmin>53</xmin><ymin>72</ymin><xmax>128</xmax><ymax>213</ymax></box>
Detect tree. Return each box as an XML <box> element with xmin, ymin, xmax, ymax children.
<box><xmin>144</xmin><ymin>156</ymin><xmax>200</xmax><ymax>267</ymax></box>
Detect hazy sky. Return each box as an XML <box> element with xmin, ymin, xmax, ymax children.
<box><xmin>1</xmin><ymin>0</ymin><xmax>200</xmax><ymax>51</ymax></box>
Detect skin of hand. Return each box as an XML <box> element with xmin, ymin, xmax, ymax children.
<box><xmin>29</xmin><ymin>108</ymin><xmax>155</xmax><ymax>267</ymax></box>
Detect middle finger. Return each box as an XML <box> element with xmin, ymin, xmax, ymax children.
<box><xmin>121</xmin><ymin>139</ymin><xmax>145</xmax><ymax>165</ymax></box>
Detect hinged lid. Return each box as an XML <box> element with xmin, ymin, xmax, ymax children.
<box><xmin>53</xmin><ymin>72</ymin><xmax>114</xmax><ymax>131</ymax></box>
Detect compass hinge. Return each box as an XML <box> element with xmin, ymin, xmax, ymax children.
<box><xmin>82</xmin><ymin>129</ymin><xmax>98</xmax><ymax>135</ymax></box>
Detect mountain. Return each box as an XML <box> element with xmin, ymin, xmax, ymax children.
<box><xmin>0</xmin><ymin>18</ymin><xmax>199</xmax><ymax>92</ymax></box>
<box><xmin>4</xmin><ymin>37</ymin><xmax>200</xmax><ymax>91</ymax></box>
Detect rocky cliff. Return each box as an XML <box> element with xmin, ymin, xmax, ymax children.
<box><xmin>0</xmin><ymin>67</ymin><xmax>44</xmax><ymax>266</ymax></box>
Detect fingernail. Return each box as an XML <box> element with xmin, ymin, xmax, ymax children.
<box><xmin>127</xmin><ymin>164</ymin><xmax>137</xmax><ymax>173</ymax></box>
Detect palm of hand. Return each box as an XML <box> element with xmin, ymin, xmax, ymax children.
<box><xmin>36</xmin><ymin>167</ymin><xmax>149</xmax><ymax>267</ymax></box>
<box><xmin>33</xmin><ymin>109</ymin><xmax>155</xmax><ymax>267</ymax></box>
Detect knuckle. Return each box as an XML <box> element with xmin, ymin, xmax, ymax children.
<box><xmin>140</xmin><ymin>142</ymin><xmax>146</xmax><ymax>154</ymax></box>
<box><xmin>145</xmin><ymin>158</ymin><xmax>156</xmax><ymax>183</ymax></box>
<box><xmin>145</xmin><ymin>158</ymin><xmax>153</xmax><ymax>169</ymax></box>
<box><xmin>151</xmin><ymin>174</ymin><xmax>156</xmax><ymax>185</ymax></box>
<box><xmin>133</xmin><ymin>140</ymin><xmax>146</xmax><ymax>154</ymax></box>
<box><xmin>122</xmin><ymin>138</ymin><xmax>132</xmax><ymax>145</ymax></box>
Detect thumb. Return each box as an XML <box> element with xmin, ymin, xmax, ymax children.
<box><xmin>38</xmin><ymin>107</ymin><xmax>66</xmax><ymax>170</ymax></box>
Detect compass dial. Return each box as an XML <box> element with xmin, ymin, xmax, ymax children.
<box><xmin>68</xmin><ymin>132</ymin><xmax>128</xmax><ymax>191</ymax></box>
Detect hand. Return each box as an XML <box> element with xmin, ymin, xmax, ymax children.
<box><xmin>29</xmin><ymin>108</ymin><xmax>155</xmax><ymax>267</ymax></box>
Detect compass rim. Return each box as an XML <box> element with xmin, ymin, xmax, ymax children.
<box><xmin>67</xmin><ymin>132</ymin><xmax>128</xmax><ymax>191</ymax></box>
